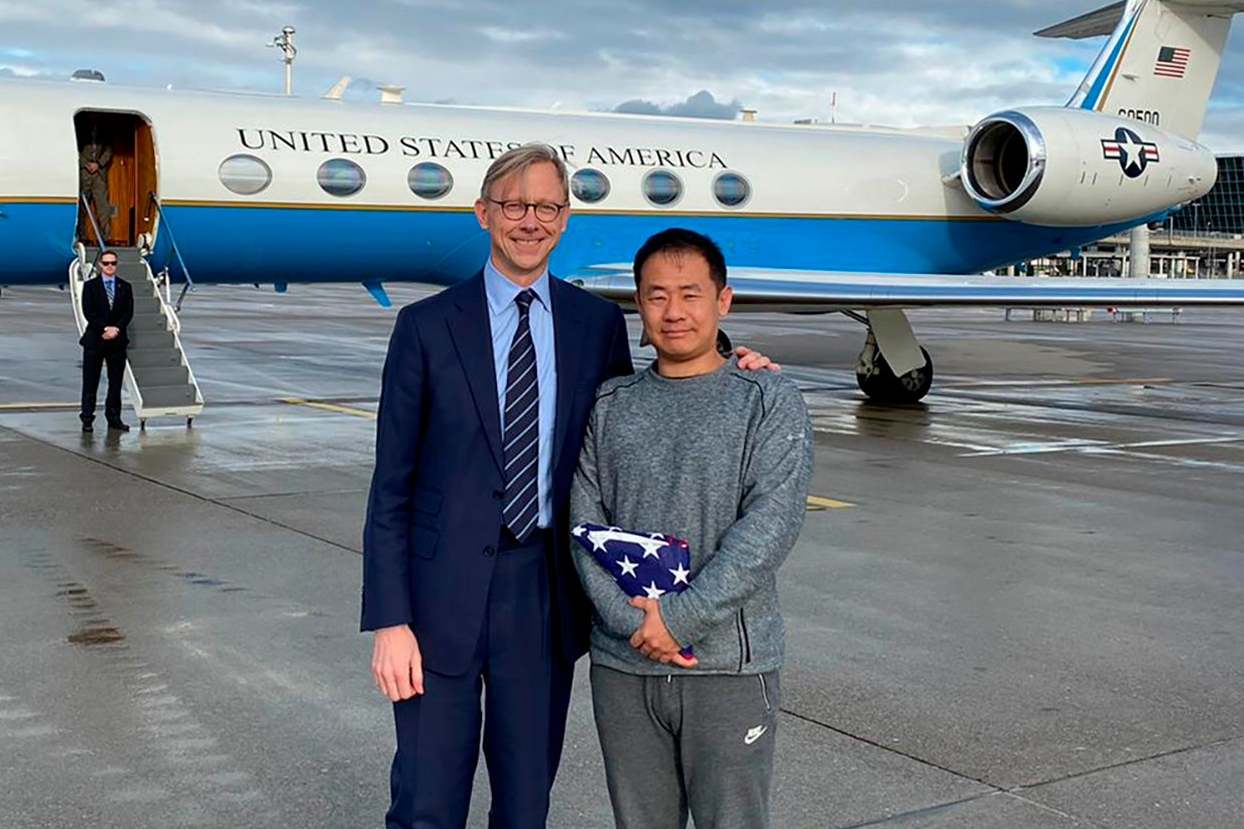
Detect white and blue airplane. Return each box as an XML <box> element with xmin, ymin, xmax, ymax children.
<box><xmin>3</xmin><ymin>0</ymin><xmax>1244</xmax><ymax>408</ymax></box>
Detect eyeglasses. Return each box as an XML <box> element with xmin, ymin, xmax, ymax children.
<box><xmin>100</xmin><ymin>261</ymin><xmax>118</xmax><ymax>267</ymax></box>
<box><xmin>488</xmin><ymin>199</ymin><xmax>567</xmax><ymax>222</ymax></box>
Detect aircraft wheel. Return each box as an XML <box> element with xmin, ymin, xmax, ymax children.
<box><xmin>856</xmin><ymin>334</ymin><xmax>933</xmax><ymax>404</ymax></box>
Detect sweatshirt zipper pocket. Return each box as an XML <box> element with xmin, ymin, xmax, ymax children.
<box><xmin>736</xmin><ymin>610</ymin><xmax>753</xmax><ymax>671</ymax></box>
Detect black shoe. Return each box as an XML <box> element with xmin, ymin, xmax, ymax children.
<box><xmin>107</xmin><ymin>421</ymin><xmax>130</xmax><ymax>433</ymax></box>
<box><xmin>82</xmin><ymin>422</ymin><xmax>94</xmax><ymax>433</ymax></box>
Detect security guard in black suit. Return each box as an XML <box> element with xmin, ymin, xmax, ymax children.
<box><xmin>79</xmin><ymin>251</ymin><xmax>134</xmax><ymax>432</ymax></box>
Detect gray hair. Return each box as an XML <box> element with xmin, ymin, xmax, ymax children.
<box><xmin>479</xmin><ymin>143</ymin><xmax>570</xmax><ymax>202</ymax></box>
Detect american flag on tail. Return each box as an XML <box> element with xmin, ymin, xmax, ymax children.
<box><xmin>572</xmin><ymin>522</ymin><xmax>694</xmax><ymax>658</ymax></box>
<box><xmin>1154</xmin><ymin>46</ymin><xmax>1190</xmax><ymax>78</ymax></box>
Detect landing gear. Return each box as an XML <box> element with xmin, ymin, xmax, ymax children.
<box><xmin>856</xmin><ymin>330</ymin><xmax>933</xmax><ymax>404</ymax></box>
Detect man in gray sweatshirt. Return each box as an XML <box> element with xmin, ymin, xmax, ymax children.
<box><xmin>570</xmin><ymin>228</ymin><xmax>813</xmax><ymax>829</ymax></box>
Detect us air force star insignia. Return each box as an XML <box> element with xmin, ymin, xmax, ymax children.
<box><xmin>669</xmin><ymin>563</ymin><xmax>691</xmax><ymax>585</ymax></box>
<box><xmin>1100</xmin><ymin>126</ymin><xmax>1160</xmax><ymax>178</ymax></box>
<box><xmin>643</xmin><ymin>581</ymin><xmax>666</xmax><ymax>599</ymax></box>
<box><xmin>617</xmin><ymin>555</ymin><xmax>639</xmax><ymax>578</ymax></box>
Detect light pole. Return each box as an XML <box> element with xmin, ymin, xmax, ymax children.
<box><xmin>269</xmin><ymin>26</ymin><xmax>296</xmax><ymax>95</ymax></box>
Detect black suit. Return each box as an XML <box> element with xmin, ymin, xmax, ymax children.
<box><xmin>79</xmin><ymin>275</ymin><xmax>134</xmax><ymax>425</ymax></box>
<box><xmin>363</xmin><ymin>272</ymin><xmax>633</xmax><ymax>827</ymax></box>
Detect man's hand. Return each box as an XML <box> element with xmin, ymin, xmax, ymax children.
<box><xmin>735</xmin><ymin>346</ymin><xmax>780</xmax><ymax>372</ymax></box>
<box><xmin>372</xmin><ymin>624</ymin><xmax>424</xmax><ymax>702</ymax></box>
<box><xmin>85</xmin><ymin>162</ymin><xmax>99</xmax><ymax>174</ymax></box>
<box><xmin>629</xmin><ymin>597</ymin><xmax>697</xmax><ymax>668</ymax></box>
<box><xmin>102</xmin><ymin>326</ymin><xmax>119</xmax><ymax>341</ymax></box>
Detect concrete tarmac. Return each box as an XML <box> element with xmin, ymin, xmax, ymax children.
<box><xmin>1</xmin><ymin>284</ymin><xmax>1242</xmax><ymax>828</ymax></box>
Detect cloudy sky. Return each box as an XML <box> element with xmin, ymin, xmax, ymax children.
<box><xmin>3</xmin><ymin>0</ymin><xmax>1244</xmax><ymax>150</ymax></box>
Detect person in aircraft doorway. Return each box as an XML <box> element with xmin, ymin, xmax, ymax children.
<box><xmin>79</xmin><ymin>125</ymin><xmax>114</xmax><ymax>243</ymax></box>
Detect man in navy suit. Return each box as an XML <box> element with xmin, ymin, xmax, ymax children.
<box><xmin>79</xmin><ymin>250</ymin><xmax>133</xmax><ymax>433</ymax></box>
<box><xmin>362</xmin><ymin>145</ymin><xmax>772</xmax><ymax>828</ymax></box>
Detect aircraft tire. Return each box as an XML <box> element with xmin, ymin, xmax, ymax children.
<box><xmin>856</xmin><ymin>344</ymin><xmax>933</xmax><ymax>404</ymax></box>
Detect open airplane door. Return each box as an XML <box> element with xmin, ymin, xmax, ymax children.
<box><xmin>73</xmin><ymin>110</ymin><xmax>157</xmax><ymax>248</ymax></box>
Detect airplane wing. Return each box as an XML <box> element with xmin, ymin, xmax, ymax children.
<box><xmin>566</xmin><ymin>265</ymin><xmax>1244</xmax><ymax>312</ymax></box>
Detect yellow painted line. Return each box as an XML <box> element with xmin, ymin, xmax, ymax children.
<box><xmin>280</xmin><ymin>397</ymin><xmax>377</xmax><ymax>419</ymax></box>
<box><xmin>0</xmin><ymin>196</ymin><xmax>76</xmax><ymax>205</ymax></box>
<box><xmin>0</xmin><ymin>193</ymin><xmax>1002</xmax><ymax>223</ymax></box>
<box><xmin>159</xmin><ymin>198</ymin><xmax>1002</xmax><ymax>223</ymax></box>
<box><xmin>0</xmin><ymin>401</ymin><xmax>78</xmax><ymax>410</ymax></box>
<box><xmin>807</xmin><ymin>495</ymin><xmax>854</xmax><ymax>511</ymax></box>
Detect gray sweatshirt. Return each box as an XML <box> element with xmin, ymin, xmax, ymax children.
<box><xmin>569</xmin><ymin>357</ymin><xmax>813</xmax><ymax>675</ymax></box>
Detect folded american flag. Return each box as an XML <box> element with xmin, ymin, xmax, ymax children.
<box><xmin>571</xmin><ymin>522</ymin><xmax>694</xmax><ymax>658</ymax></box>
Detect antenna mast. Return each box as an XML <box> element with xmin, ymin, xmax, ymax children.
<box><xmin>269</xmin><ymin>26</ymin><xmax>297</xmax><ymax>95</ymax></box>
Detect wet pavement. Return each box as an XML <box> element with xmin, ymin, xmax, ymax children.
<box><xmin>1</xmin><ymin>283</ymin><xmax>1242</xmax><ymax>828</ymax></box>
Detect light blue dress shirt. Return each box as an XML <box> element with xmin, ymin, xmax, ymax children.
<box><xmin>485</xmin><ymin>260</ymin><xmax>557</xmax><ymax>529</ymax></box>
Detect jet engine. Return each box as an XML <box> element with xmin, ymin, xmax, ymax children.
<box><xmin>959</xmin><ymin>106</ymin><xmax>1216</xmax><ymax>227</ymax></box>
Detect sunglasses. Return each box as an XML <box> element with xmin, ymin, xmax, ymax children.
<box><xmin>101</xmin><ymin>261</ymin><xmax>118</xmax><ymax>267</ymax></box>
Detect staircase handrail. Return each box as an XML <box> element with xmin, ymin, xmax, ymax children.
<box><xmin>78</xmin><ymin>193</ymin><xmax>109</xmax><ymax>277</ymax></box>
<box><xmin>147</xmin><ymin>192</ymin><xmax>195</xmax><ymax>312</ymax></box>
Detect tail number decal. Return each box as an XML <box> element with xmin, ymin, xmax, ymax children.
<box><xmin>1118</xmin><ymin>108</ymin><xmax>1161</xmax><ymax>126</ymax></box>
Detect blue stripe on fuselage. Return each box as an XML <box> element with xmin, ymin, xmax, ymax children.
<box><xmin>0</xmin><ymin>202</ymin><xmax>77</xmax><ymax>284</ymax></box>
<box><xmin>0</xmin><ymin>200</ymin><xmax>1160</xmax><ymax>287</ymax></box>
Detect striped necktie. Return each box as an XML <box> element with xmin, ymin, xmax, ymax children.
<box><xmin>502</xmin><ymin>289</ymin><xmax>541</xmax><ymax>542</ymax></box>
<box><xmin>104</xmin><ymin>278</ymin><xmax>115</xmax><ymax>307</ymax></box>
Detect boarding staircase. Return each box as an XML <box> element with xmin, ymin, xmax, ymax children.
<box><xmin>69</xmin><ymin>245</ymin><xmax>204</xmax><ymax>428</ymax></box>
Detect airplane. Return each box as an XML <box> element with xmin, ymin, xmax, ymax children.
<box><xmin>3</xmin><ymin>0</ymin><xmax>1244</xmax><ymax>416</ymax></box>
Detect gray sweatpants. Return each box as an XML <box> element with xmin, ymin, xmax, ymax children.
<box><xmin>590</xmin><ymin>664</ymin><xmax>780</xmax><ymax>829</ymax></box>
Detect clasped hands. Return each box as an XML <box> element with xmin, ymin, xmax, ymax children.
<box><xmin>372</xmin><ymin>598</ymin><xmax>697</xmax><ymax>701</ymax></box>
<box><xmin>102</xmin><ymin>326</ymin><xmax>119</xmax><ymax>341</ymax></box>
<box><xmin>629</xmin><ymin>597</ymin><xmax>697</xmax><ymax>669</ymax></box>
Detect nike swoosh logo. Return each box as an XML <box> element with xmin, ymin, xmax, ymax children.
<box><xmin>744</xmin><ymin>725</ymin><xmax>767</xmax><ymax>745</ymax></box>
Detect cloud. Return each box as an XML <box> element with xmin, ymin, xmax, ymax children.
<box><xmin>613</xmin><ymin>90</ymin><xmax>742</xmax><ymax>119</ymax></box>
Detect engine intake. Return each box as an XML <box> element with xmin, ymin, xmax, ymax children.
<box><xmin>962</xmin><ymin>112</ymin><xmax>1045</xmax><ymax>212</ymax></box>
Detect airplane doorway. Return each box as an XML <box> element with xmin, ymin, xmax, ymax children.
<box><xmin>74</xmin><ymin>111</ymin><xmax>157</xmax><ymax>248</ymax></box>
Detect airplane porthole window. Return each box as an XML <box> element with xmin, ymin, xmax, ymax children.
<box><xmin>643</xmin><ymin>169</ymin><xmax>682</xmax><ymax>207</ymax></box>
<box><xmin>713</xmin><ymin>171</ymin><xmax>751</xmax><ymax>208</ymax></box>
<box><xmin>571</xmin><ymin>168</ymin><xmax>611</xmax><ymax>203</ymax></box>
<box><xmin>218</xmin><ymin>154</ymin><xmax>272</xmax><ymax>196</ymax></box>
<box><xmin>408</xmin><ymin>162</ymin><xmax>453</xmax><ymax>200</ymax></box>
<box><xmin>317</xmin><ymin>158</ymin><xmax>367</xmax><ymax>197</ymax></box>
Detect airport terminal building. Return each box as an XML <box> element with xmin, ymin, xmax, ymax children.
<box><xmin>1169</xmin><ymin>154</ymin><xmax>1244</xmax><ymax>236</ymax></box>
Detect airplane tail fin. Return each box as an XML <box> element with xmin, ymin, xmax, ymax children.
<box><xmin>1038</xmin><ymin>0</ymin><xmax>1244</xmax><ymax>140</ymax></box>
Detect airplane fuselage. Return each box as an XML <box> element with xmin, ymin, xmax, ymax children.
<box><xmin>0</xmin><ymin>79</ymin><xmax>1154</xmax><ymax>288</ymax></box>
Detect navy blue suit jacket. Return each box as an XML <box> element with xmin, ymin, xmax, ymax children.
<box><xmin>362</xmin><ymin>271</ymin><xmax>634</xmax><ymax>674</ymax></box>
